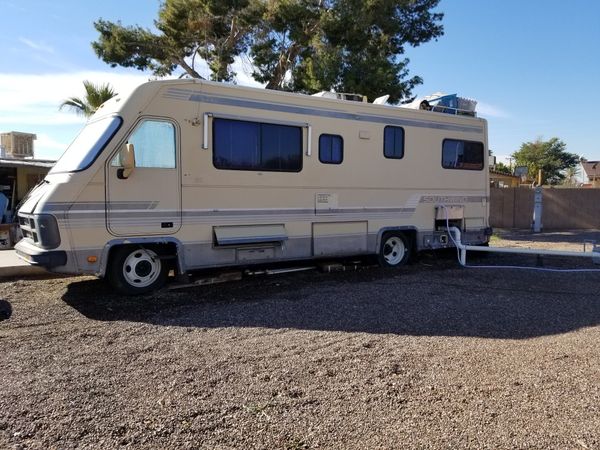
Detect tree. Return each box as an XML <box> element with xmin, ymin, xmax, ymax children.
<box><xmin>286</xmin><ymin>0</ymin><xmax>443</xmax><ymax>102</ymax></box>
<box><xmin>511</xmin><ymin>138</ymin><xmax>579</xmax><ymax>185</ymax></box>
<box><xmin>93</xmin><ymin>0</ymin><xmax>264</xmax><ymax>81</ymax></box>
<box><xmin>562</xmin><ymin>166</ymin><xmax>580</xmax><ymax>186</ymax></box>
<box><xmin>492</xmin><ymin>161</ymin><xmax>512</xmax><ymax>175</ymax></box>
<box><xmin>91</xmin><ymin>0</ymin><xmax>443</xmax><ymax>102</ymax></box>
<box><xmin>60</xmin><ymin>80</ymin><xmax>118</xmax><ymax>118</ymax></box>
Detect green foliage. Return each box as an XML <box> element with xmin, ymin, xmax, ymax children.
<box><xmin>93</xmin><ymin>0</ymin><xmax>263</xmax><ymax>80</ymax></box>
<box><xmin>59</xmin><ymin>80</ymin><xmax>118</xmax><ymax>118</ymax></box>
<box><xmin>562</xmin><ymin>166</ymin><xmax>580</xmax><ymax>186</ymax></box>
<box><xmin>291</xmin><ymin>0</ymin><xmax>443</xmax><ymax>102</ymax></box>
<box><xmin>492</xmin><ymin>161</ymin><xmax>512</xmax><ymax>175</ymax></box>
<box><xmin>91</xmin><ymin>0</ymin><xmax>443</xmax><ymax>101</ymax></box>
<box><xmin>512</xmin><ymin>138</ymin><xmax>579</xmax><ymax>185</ymax></box>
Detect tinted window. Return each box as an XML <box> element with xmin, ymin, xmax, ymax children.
<box><xmin>383</xmin><ymin>126</ymin><xmax>404</xmax><ymax>159</ymax></box>
<box><xmin>442</xmin><ymin>139</ymin><xmax>484</xmax><ymax>170</ymax></box>
<box><xmin>213</xmin><ymin>118</ymin><xmax>302</xmax><ymax>172</ymax></box>
<box><xmin>319</xmin><ymin>134</ymin><xmax>343</xmax><ymax>164</ymax></box>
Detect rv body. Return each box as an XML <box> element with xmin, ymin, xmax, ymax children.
<box><xmin>16</xmin><ymin>79</ymin><xmax>490</xmax><ymax>293</ymax></box>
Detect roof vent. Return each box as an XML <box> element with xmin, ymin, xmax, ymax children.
<box><xmin>373</xmin><ymin>95</ymin><xmax>390</xmax><ymax>105</ymax></box>
<box><xmin>312</xmin><ymin>91</ymin><xmax>367</xmax><ymax>103</ymax></box>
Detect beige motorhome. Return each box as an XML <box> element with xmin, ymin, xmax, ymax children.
<box><xmin>15</xmin><ymin>79</ymin><xmax>491</xmax><ymax>294</ymax></box>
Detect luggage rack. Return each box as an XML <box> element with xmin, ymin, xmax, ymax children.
<box><xmin>398</xmin><ymin>92</ymin><xmax>478</xmax><ymax>117</ymax></box>
<box><xmin>421</xmin><ymin>93</ymin><xmax>477</xmax><ymax>117</ymax></box>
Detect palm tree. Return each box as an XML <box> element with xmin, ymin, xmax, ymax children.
<box><xmin>60</xmin><ymin>80</ymin><xmax>117</xmax><ymax>118</ymax></box>
<box><xmin>563</xmin><ymin>166</ymin><xmax>580</xmax><ymax>186</ymax></box>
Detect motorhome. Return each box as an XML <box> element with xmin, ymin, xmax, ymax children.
<box><xmin>15</xmin><ymin>79</ymin><xmax>491</xmax><ymax>294</ymax></box>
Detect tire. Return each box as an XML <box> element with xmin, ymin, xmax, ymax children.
<box><xmin>378</xmin><ymin>232</ymin><xmax>411</xmax><ymax>267</ymax></box>
<box><xmin>107</xmin><ymin>246</ymin><xmax>169</xmax><ymax>295</ymax></box>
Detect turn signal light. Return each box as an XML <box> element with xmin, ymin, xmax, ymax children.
<box><xmin>87</xmin><ymin>256</ymin><xmax>98</xmax><ymax>263</ymax></box>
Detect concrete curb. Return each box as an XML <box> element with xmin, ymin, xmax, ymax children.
<box><xmin>0</xmin><ymin>265</ymin><xmax>48</xmax><ymax>278</ymax></box>
<box><xmin>0</xmin><ymin>250</ymin><xmax>50</xmax><ymax>278</ymax></box>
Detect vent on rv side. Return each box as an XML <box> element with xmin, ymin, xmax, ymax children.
<box><xmin>213</xmin><ymin>224</ymin><xmax>288</xmax><ymax>246</ymax></box>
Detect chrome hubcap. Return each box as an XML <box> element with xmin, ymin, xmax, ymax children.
<box><xmin>122</xmin><ymin>249</ymin><xmax>161</xmax><ymax>288</ymax></box>
<box><xmin>383</xmin><ymin>237</ymin><xmax>406</xmax><ymax>265</ymax></box>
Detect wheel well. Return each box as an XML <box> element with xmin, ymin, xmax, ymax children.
<box><xmin>379</xmin><ymin>228</ymin><xmax>416</xmax><ymax>254</ymax></box>
<box><xmin>107</xmin><ymin>242</ymin><xmax>179</xmax><ymax>271</ymax></box>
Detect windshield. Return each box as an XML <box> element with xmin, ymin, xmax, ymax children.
<box><xmin>50</xmin><ymin>116</ymin><xmax>122</xmax><ymax>173</ymax></box>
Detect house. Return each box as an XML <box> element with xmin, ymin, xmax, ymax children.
<box><xmin>489</xmin><ymin>169</ymin><xmax>520</xmax><ymax>188</ymax></box>
<box><xmin>0</xmin><ymin>132</ymin><xmax>55</xmax><ymax>219</ymax></box>
<box><xmin>581</xmin><ymin>160</ymin><xmax>600</xmax><ymax>187</ymax></box>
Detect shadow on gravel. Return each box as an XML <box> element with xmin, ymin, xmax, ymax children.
<box><xmin>62</xmin><ymin>252</ymin><xmax>600</xmax><ymax>340</ymax></box>
<box><xmin>0</xmin><ymin>299</ymin><xmax>12</xmax><ymax>321</ymax></box>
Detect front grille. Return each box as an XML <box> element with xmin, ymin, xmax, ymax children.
<box><xmin>18</xmin><ymin>214</ymin><xmax>36</xmax><ymax>242</ymax></box>
<box><xmin>22</xmin><ymin>229</ymin><xmax>37</xmax><ymax>242</ymax></box>
<box><xmin>17</xmin><ymin>213</ymin><xmax>60</xmax><ymax>249</ymax></box>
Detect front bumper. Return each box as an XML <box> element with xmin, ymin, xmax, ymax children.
<box><xmin>14</xmin><ymin>239</ymin><xmax>67</xmax><ymax>268</ymax></box>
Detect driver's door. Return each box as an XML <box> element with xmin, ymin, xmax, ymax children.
<box><xmin>106</xmin><ymin>118</ymin><xmax>182</xmax><ymax>236</ymax></box>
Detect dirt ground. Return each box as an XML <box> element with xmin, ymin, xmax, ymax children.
<box><xmin>1</xmin><ymin>230</ymin><xmax>600</xmax><ymax>449</ymax></box>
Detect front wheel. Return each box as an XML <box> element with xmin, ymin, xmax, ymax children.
<box><xmin>107</xmin><ymin>246</ymin><xmax>169</xmax><ymax>295</ymax></box>
<box><xmin>378</xmin><ymin>233</ymin><xmax>411</xmax><ymax>267</ymax></box>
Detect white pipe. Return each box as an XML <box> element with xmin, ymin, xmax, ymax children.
<box><xmin>449</xmin><ymin>226</ymin><xmax>600</xmax><ymax>261</ymax></box>
<box><xmin>463</xmin><ymin>245</ymin><xmax>598</xmax><ymax>258</ymax></box>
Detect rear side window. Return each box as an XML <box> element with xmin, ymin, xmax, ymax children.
<box><xmin>442</xmin><ymin>139</ymin><xmax>484</xmax><ymax>170</ymax></box>
<box><xmin>383</xmin><ymin>126</ymin><xmax>404</xmax><ymax>159</ymax></box>
<box><xmin>319</xmin><ymin>134</ymin><xmax>343</xmax><ymax>164</ymax></box>
<box><xmin>213</xmin><ymin>118</ymin><xmax>302</xmax><ymax>172</ymax></box>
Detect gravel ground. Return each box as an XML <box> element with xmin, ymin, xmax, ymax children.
<box><xmin>1</xmin><ymin>230</ymin><xmax>600</xmax><ymax>449</ymax></box>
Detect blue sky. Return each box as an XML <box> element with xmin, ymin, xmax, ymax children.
<box><xmin>1</xmin><ymin>0</ymin><xmax>599</xmax><ymax>164</ymax></box>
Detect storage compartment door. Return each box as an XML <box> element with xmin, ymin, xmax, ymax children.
<box><xmin>312</xmin><ymin>221</ymin><xmax>368</xmax><ymax>256</ymax></box>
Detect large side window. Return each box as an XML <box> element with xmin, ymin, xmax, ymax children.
<box><xmin>114</xmin><ymin>120</ymin><xmax>176</xmax><ymax>168</ymax></box>
<box><xmin>213</xmin><ymin>118</ymin><xmax>302</xmax><ymax>172</ymax></box>
<box><xmin>442</xmin><ymin>139</ymin><xmax>484</xmax><ymax>170</ymax></box>
<box><xmin>383</xmin><ymin>126</ymin><xmax>404</xmax><ymax>159</ymax></box>
<box><xmin>319</xmin><ymin>134</ymin><xmax>343</xmax><ymax>164</ymax></box>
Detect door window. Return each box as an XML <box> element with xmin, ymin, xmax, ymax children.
<box><xmin>120</xmin><ymin>120</ymin><xmax>176</xmax><ymax>168</ymax></box>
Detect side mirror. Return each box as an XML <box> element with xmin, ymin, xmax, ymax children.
<box><xmin>117</xmin><ymin>143</ymin><xmax>135</xmax><ymax>179</ymax></box>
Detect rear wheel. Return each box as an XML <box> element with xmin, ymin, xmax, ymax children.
<box><xmin>378</xmin><ymin>232</ymin><xmax>411</xmax><ymax>267</ymax></box>
<box><xmin>107</xmin><ymin>246</ymin><xmax>169</xmax><ymax>295</ymax></box>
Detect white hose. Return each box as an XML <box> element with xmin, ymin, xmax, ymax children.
<box><xmin>439</xmin><ymin>204</ymin><xmax>600</xmax><ymax>273</ymax></box>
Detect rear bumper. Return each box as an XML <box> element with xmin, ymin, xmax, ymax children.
<box><xmin>14</xmin><ymin>239</ymin><xmax>67</xmax><ymax>268</ymax></box>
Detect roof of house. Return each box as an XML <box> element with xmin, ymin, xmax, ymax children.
<box><xmin>489</xmin><ymin>170</ymin><xmax>519</xmax><ymax>178</ymax></box>
<box><xmin>581</xmin><ymin>161</ymin><xmax>600</xmax><ymax>178</ymax></box>
<box><xmin>0</xmin><ymin>158</ymin><xmax>55</xmax><ymax>169</ymax></box>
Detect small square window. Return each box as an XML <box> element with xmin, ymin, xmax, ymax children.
<box><xmin>319</xmin><ymin>134</ymin><xmax>343</xmax><ymax>164</ymax></box>
<box><xmin>383</xmin><ymin>126</ymin><xmax>404</xmax><ymax>159</ymax></box>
